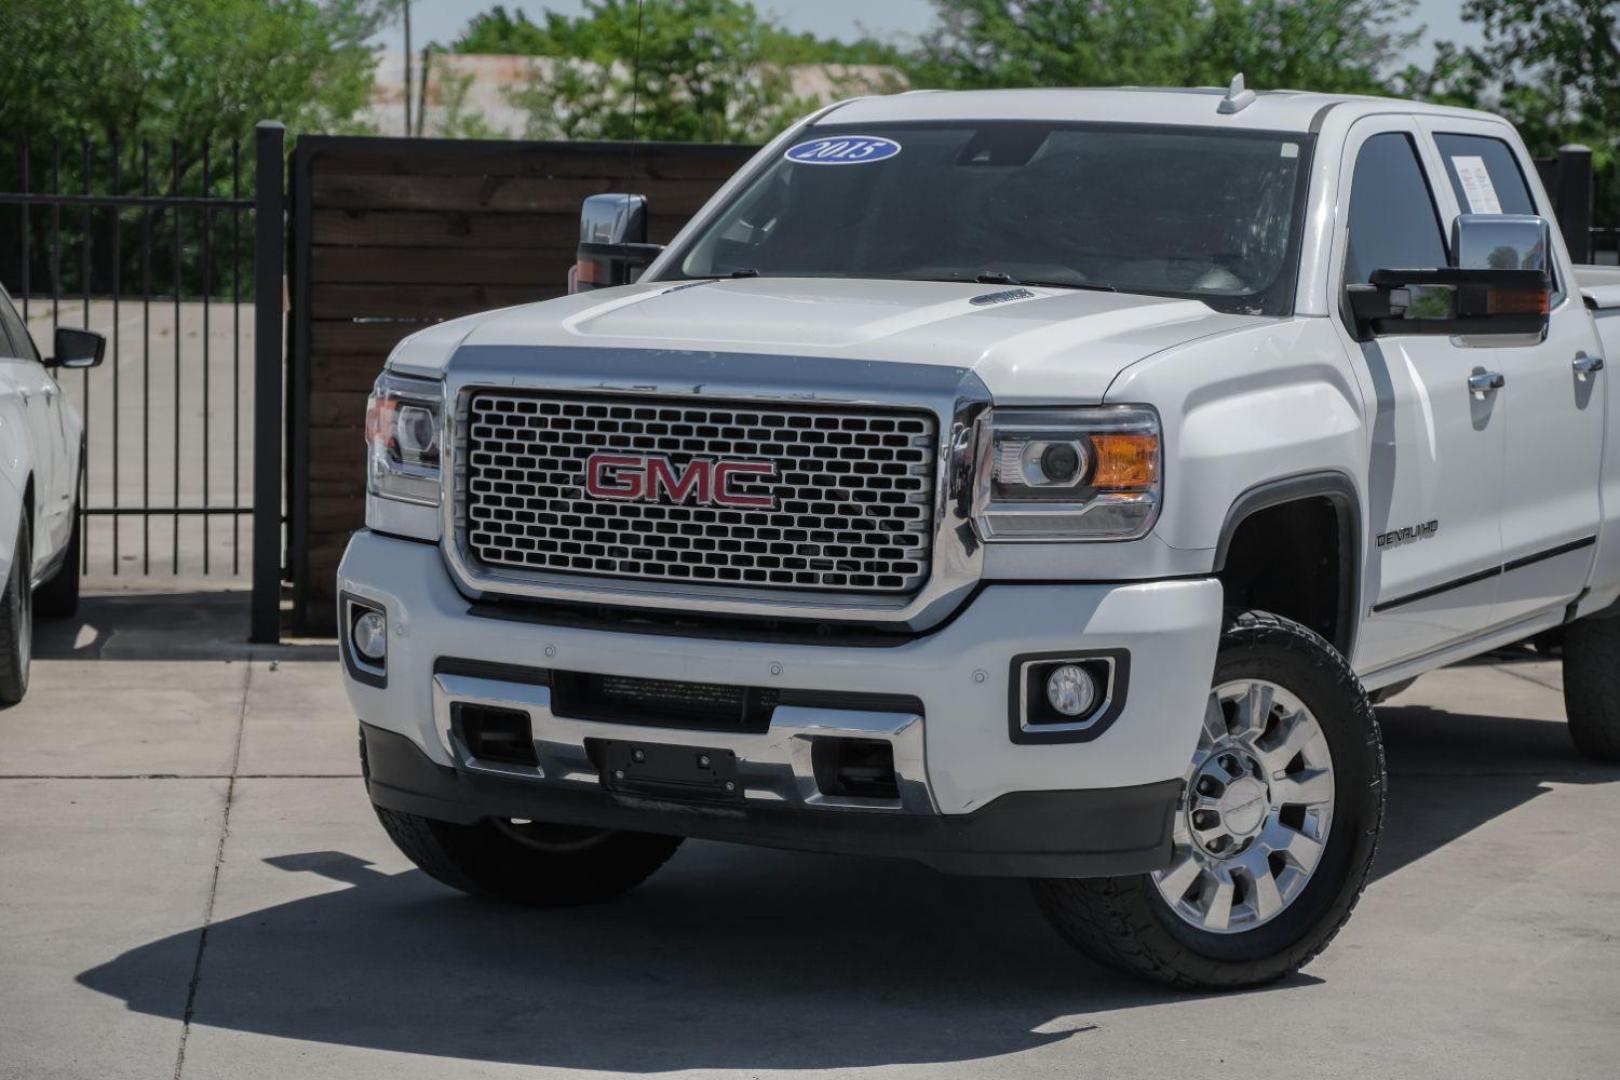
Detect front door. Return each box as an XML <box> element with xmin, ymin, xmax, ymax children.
<box><xmin>1332</xmin><ymin>120</ymin><xmax>1506</xmax><ymax>673</ymax></box>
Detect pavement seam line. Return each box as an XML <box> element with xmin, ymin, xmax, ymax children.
<box><xmin>171</xmin><ymin>652</ymin><xmax>252</xmax><ymax>1080</ymax></box>
<box><xmin>1491</xmin><ymin>663</ymin><xmax>1565</xmax><ymax>694</ymax></box>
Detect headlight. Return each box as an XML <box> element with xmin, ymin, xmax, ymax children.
<box><xmin>973</xmin><ymin>406</ymin><xmax>1161</xmax><ymax>541</ymax></box>
<box><xmin>365</xmin><ymin>371</ymin><xmax>443</xmax><ymax>506</ymax></box>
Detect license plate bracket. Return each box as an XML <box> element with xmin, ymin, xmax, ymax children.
<box><xmin>590</xmin><ymin>739</ymin><xmax>741</xmax><ymax>803</ymax></box>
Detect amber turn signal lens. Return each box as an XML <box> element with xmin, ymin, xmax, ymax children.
<box><xmin>1487</xmin><ymin>287</ymin><xmax>1551</xmax><ymax>315</ymax></box>
<box><xmin>1090</xmin><ymin>434</ymin><xmax>1160</xmax><ymax>491</ymax></box>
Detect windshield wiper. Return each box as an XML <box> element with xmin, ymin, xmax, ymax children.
<box><xmin>1010</xmin><ymin>279</ymin><xmax>1116</xmax><ymax>293</ymax></box>
<box><xmin>968</xmin><ymin>270</ymin><xmax>1115</xmax><ymax>293</ymax></box>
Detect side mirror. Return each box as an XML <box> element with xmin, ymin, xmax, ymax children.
<box><xmin>571</xmin><ymin>193</ymin><xmax>664</xmax><ymax>294</ymax></box>
<box><xmin>48</xmin><ymin>327</ymin><xmax>106</xmax><ymax>369</ymax></box>
<box><xmin>1347</xmin><ymin>215</ymin><xmax>1555</xmax><ymax>341</ymax></box>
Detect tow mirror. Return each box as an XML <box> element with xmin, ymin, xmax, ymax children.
<box><xmin>571</xmin><ymin>193</ymin><xmax>664</xmax><ymax>293</ymax></box>
<box><xmin>1347</xmin><ymin>214</ymin><xmax>1553</xmax><ymax>341</ymax></box>
<box><xmin>48</xmin><ymin>327</ymin><xmax>106</xmax><ymax>369</ymax></box>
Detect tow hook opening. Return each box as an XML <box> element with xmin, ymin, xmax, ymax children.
<box><xmin>453</xmin><ymin>703</ymin><xmax>539</xmax><ymax>767</ymax></box>
<box><xmin>811</xmin><ymin>737</ymin><xmax>900</xmax><ymax>800</ymax></box>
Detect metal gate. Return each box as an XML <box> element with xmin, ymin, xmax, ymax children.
<box><xmin>0</xmin><ymin>124</ymin><xmax>285</xmax><ymax>640</ymax></box>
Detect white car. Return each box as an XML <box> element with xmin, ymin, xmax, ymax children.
<box><xmin>0</xmin><ymin>284</ymin><xmax>103</xmax><ymax>704</ymax></box>
<box><xmin>339</xmin><ymin>86</ymin><xmax>1620</xmax><ymax>989</ymax></box>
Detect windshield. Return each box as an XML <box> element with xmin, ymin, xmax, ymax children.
<box><xmin>668</xmin><ymin>122</ymin><xmax>1312</xmax><ymax>316</ymax></box>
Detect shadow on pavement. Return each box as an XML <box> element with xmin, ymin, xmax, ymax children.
<box><xmin>78</xmin><ymin>842</ymin><xmax>1218</xmax><ymax>1071</ymax></box>
<box><xmin>1371</xmin><ymin>700</ymin><xmax>1616</xmax><ymax>881</ymax></box>
<box><xmin>36</xmin><ymin>590</ymin><xmax>334</xmax><ymax>663</ymax></box>
<box><xmin>73</xmin><ymin>703</ymin><xmax>1617</xmax><ymax>1070</ymax></box>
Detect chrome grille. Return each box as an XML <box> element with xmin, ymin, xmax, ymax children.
<box><xmin>461</xmin><ymin>392</ymin><xmax>937</xmax><ymax>593</ymax></box>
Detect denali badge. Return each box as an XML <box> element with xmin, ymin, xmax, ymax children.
<box><xmin>585</xmin><ymin>453</ymin><xmax>777</xmax><ymax>509</ymax></box>
<box><xmin>1377</xmin><ymin>520</ymin><xmax>1440</xmax><ymax>549</ymax></box>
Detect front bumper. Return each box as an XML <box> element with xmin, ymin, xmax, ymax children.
<box><xmin>339</xmin><ymin>529</ymin><xmax>1223</xmax><ymax>877</ymax></box>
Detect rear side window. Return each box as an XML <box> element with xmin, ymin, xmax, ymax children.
<box><xmin>1434</xmin><ymin>133</ymin><xmax>1537</xmax><ymax>216</ymax></box>
<box><xmin>1344</xmin><ymin>132</ymin><xmax>1448</xmax><ymax>285</ymax></box>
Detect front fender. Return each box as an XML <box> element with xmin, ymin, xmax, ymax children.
<box><xmin>1105</xmin><ymin>317</ymin><xmax>1368</xmax><ymax>559</ymax></box>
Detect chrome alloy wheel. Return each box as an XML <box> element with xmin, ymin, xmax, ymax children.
<box><xmin>1152</xmin><ymin>680</ymin><xmax>1335</xmax><ymax>934</ymax></box>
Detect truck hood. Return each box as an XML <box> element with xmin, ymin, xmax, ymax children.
<box><xmin>389</xmin><ymin>277</ymin><xmax>1268</xmax><ymax>402</ymax></box>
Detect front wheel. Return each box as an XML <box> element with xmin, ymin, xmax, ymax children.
<box><xmin>1032</xmin><ymin>610</ymin><xmax>1385</xmax><ymax>990</ymax></box>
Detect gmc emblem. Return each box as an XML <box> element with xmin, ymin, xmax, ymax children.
<box><xmin>585</xmin><ymin>453</ymin><xmax>777</xmax><ymax>509</ymax></box>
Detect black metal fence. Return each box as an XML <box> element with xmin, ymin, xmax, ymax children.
<box><xmin>1536</xmin><ymin>145</ymin><xmax>1618</xmax><ymax>265</ymax></box>
<box><xmin>0</xmin><ymin>135</ymin><xmax>257</xmax><ymax>577</ymax></box>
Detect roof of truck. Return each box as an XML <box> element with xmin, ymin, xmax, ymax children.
<box><xmin>814</xmin><ymin>86</ymin><xmax>1506</xmax><ymax>134</ymax></box>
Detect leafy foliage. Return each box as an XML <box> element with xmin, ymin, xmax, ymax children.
<box><xmin>0</xmin><ymin>0</ymin><xmax>386</xmax><ymax>146</ymax></box>
<box><xmin>452</xmin><ymin>0</ymin><xmax>900</xmax><ymax>142</ymax></box>
<box><xmin>907</xmin><ymin>0</ymin><xmax>1418</xmax><ymax>93</ymax></box>
<box><xmin>1401</xmin><ymin>1</ymin><xmax>1620</xmax><ymax>227</ymax></box>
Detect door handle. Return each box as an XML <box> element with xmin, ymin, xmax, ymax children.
<box><xmin>16</xmin><ymin>388</ymin><xmax>30</xmax><ymax>405</ymax></box>
<box><xmin>1468</xmin><ymin>371</ymin><xmax>1506</xmax><ymax>397</ymax></box>
<box><xmin>42</xmin><ymin>384</ymin><xmax>57</xmax><ymax>403</ymax></box>
<box><xmin>1574</xmin><ymin>353</ymin><xmax>1606</xmax><ymax>378</ymax></box>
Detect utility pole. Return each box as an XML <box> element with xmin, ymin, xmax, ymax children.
<box><xmin>402</xmin><ymin>1</ymin><xmax>413</xmax><ymax>137</ymax></box>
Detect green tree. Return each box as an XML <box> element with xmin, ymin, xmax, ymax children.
<box><xmin>493</xmin><ymin>0</ymin><xmax>818</xmax><ymax>143</ymax></box>
<box><xmin>1405</xmin><ymin>2</ymin><xmax>1620</xmax><ymax>230</ymax></box>
<box><xmin>0</xmin><ymin>0</ymin><xmax>386</xmax><ymax>145</ymax></box>
<box><xmin>907</xmin><ymin>0</ymin><xmax>1418</xmax><ymax>94</ymax></box>
<box><xmin>1414</xmin><ymin>1</ymin><xmax>1619</xmax><ymax>149</ymax></box>
<box><xmin>449</xmin><ymin>0</ymin><xmax>905</xmax><ymax>143</ymax></box>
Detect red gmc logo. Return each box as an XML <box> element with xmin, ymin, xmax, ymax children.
<box><xmin>585</xmin><ymin>453</ymin><xmax>777</xmax><ymax>509</ymax></box>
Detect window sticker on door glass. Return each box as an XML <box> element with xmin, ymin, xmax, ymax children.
<box><xmin>1451</xmin><ymin>155</ymin><xmax>1502</xmax><ymax>214</ymax></box>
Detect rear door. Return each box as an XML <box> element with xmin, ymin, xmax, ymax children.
<box><xmin>1417</xmin><ymin>118</ymin><xmax>1605</xmax><ymax>623</ymax></box>
<box><xmin>1332</xmin><ymin>119</ymin><xmax>1506</xmax><ymax>672</ymax></box>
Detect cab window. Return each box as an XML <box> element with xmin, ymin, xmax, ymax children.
<box><xmin>1433</xmin><ymin>133</ymin><xmax>1537</xmax><ymax>216</ymax></box>
<box><xmin>1344</xmin><ymin>132</ymin><xmax>1448</xmax><ymax>286</ymax></box>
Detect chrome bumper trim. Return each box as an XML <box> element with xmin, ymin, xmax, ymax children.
<box><xmin>432</xmin><ymin>671</ymin><xmax>934</xmax><ymax>814</ymax></box>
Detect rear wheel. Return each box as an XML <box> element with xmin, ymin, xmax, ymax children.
<box><xmin>374</xmin><ymin>804</ymin><xmax>683</xmax><ymax>907</ymax></box>
<box><xmin>0</xmin><ymin>520</ymin><xmax>33</xmax><ymax>707</ymax></box>
<box><xmin>1032</xmin><ymin>610</ymin><xmax>1385</xmax><ymax>990</ymax></box>
<box><xmin>1563</xmin><ymin>615</ymin><xmax>1620</xmax><ymax>761</ymax></box>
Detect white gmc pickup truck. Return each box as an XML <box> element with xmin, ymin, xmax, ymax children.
<box><xmin>339</xmin><ymin>85</ymin><xmax>1620</xmax><ymax>989</ymax></box>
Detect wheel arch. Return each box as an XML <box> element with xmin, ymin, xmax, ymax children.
<box><xmin>1213</xmin><ymin>471</ymin><xmax>1363</xmax><ymax>660</ymax></box>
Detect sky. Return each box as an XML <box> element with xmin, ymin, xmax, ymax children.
<box><xmin>382</xmin><ymin>0</ymin><xmax>1485</xmax><ymax>70</ymax></box>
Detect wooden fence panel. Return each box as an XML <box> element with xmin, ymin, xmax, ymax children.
<box><xmin>288</xmin><ymin>134</ymin><xmax>755</xmax><ymax>631</ymax></box>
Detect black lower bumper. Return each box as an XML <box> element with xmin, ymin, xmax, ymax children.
<box><xmin>360</xmin><ymin>723</ymin><xmax>1181</xmax><ymax>878</ymax></box>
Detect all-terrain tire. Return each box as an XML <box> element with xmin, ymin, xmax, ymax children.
<box><xmin>1562</xmin><ymin>615</ymin><xmax>1620</xmax><ymax>762</ymax></box>
<box><xmin>1031</xmin><ymin>610</ymin><xmax>1385</xmax><ymax>990</ymax></box>
<box><xmin>374</xmin><ymin>804</ymin><xmax>684</xmax><ymax>907</ymax></box>
<box><xmin>34</xmin><ymin>506</ymin><xmax>80</xmax><ymax>619</ymax></box>
<box><xmin>0</xmin><ymin>520</ymin><xmax>32</xmax><ymax>707</ymax></box>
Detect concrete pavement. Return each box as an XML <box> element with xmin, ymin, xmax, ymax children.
<box><xmin>2</xmin><ymin>588</ymin><xmax>1617</xmax><ymax>1079</ymax></box>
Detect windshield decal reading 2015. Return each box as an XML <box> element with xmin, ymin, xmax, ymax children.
<box><xmin>785</xmin><ymin>136</ymin><xmax>901</xmax><ymax>166</ymax></box>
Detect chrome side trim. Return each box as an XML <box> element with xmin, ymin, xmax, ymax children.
<box><xmin>437</xmin><ymin>347</ymin><xmax>992</xmax><ymax>630</ymax></box>
<box><xmin>432</xmin><ymin>672</ymin><xmax>933</xmax><ymax>814</ymax></box>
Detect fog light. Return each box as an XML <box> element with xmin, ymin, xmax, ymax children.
<box><xmin>352</xmin><ymin>610</ymin><xmax>387</xmax><ymax>663</ymax></box>
<box><xmin>1045</xmin><ymin>664</ymin><xmax>1098</xmax><ymax>718</ymax></box>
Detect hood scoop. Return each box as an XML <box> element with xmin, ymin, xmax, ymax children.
<box><xmin>969</xmin><ymin>287</ymin><xmax>1038</xmax><ymax>307</ymax></box>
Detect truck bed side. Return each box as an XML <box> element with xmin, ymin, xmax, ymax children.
<box><xmin>1577</xmin><ymin>264</ymin><xmax>1620</xmax><ymax>613</ymax></box>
